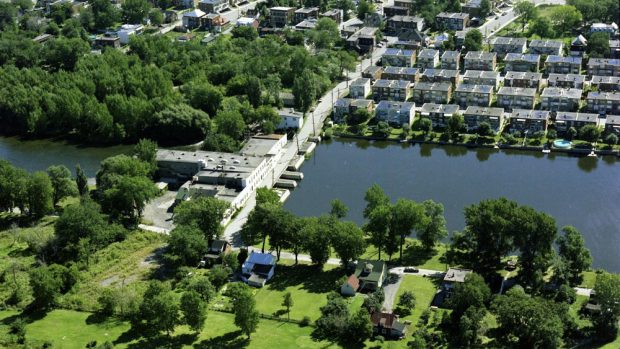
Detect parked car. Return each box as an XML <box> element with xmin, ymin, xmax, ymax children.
<box><xmin>404</xmin><ymin>267</ymin><xmax>419</xmax><ymax>273</ymax></box>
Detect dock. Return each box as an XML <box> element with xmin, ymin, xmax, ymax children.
<box><xmin>298</xmin><ymin>142</ymin><xmax>316</xmax><ymax>155</ymax></box>
<box><xmin>281</xmin><ymin>171</ymin><xmax>304</xmax><ymax>180</ymax></box>
<box><xmin>274</xmin><ymin>179</ymin><xmax>297</xmax><ymax>189</ymax></box>
<box><xmin>287</xmin><ymin>156</ymin><xmax>305</xmax><ymax>171</ymax></box>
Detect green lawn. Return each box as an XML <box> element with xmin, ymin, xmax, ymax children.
<box><xmin>1</xmin><ymin>309</ymin><xmax>337</xmax><ymax>349</ymax></box>
<box><xmin>251</xmin><ymin>263</ymin><xmax>346</xmax><ymax>322</ymax></box>
<box><xmin>394</xmin><ymin>275</ymin><xmax>438</xmax><ymax>326</ymax></box>
<box><xmin>361</xmin><ymin>239</ymin><xmax>449</xmax><ymax>272</ymax></box>
<box><xmin>580</xmin><ymin>271</ymin><xmax>598</xmax><ymax>289</ymax></box>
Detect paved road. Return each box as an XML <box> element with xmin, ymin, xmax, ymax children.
<box><xmin>479</xmin><ymin>0</ymin><xmax>567</xmax><ymax>38</ymax></box>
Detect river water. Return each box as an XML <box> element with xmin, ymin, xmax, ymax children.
<box><xmin>0</xmin><ymin>137</ymin><xmax>132</xmax><ymax>177</ymax></box>
<box><xmin>284</xmin><ymin>139</ymin><xmax>620</xmax><ymax>272</ymax></box>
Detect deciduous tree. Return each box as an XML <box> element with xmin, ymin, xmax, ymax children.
<box><xmin>181</xmin><ymin>290</ymin><xmax>207</xmax><ymax>333</ymax></box>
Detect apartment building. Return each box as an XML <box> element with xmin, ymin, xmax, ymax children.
<box><xmin>375</xmin><ymin>100</ymin><xmax>416</xmax><ymax>126</ymax></box>
<box><xmin>420</xmin><ymin>69</ymin><xmax>460</xmax><ymax>86</ymax></box>
<box><xmin>435</xmin><ymin>12</ymin><xmax>469</xmax><ymax>31</ymax></box>
<box><xmin>453</xmin><ymin>84</ymin><xmax>494</xmax><ymax>108</ymax></box>
<box><xmin>386</xmin><ymin>15</ymin><xmax>424</xmax><ymax>33</ymax></box>
<box><xmin>417</xmin><ymin>49</ymin><xmax>440</xmax><ymax>69</ymax></box>
<box><xmin>604</xmin><ymin>114</ymin><xmax>620</xmax><ymax>136</ymax></box>
<box><xmin>462</xmin><ymin>70</ymin><xmax>500</xmax><ymax>90</ymax></box>
<box><xmin>491</xmin><ymin>37</ymin><xmax>527</xmax><ymax>55</ymax></box>
<box><xmin>383</xmin><ymin>6</ymin><xmax>409</xmax><ymax>17</ymax></box>
<box><xmin>381</xmin><ymin>66</ymin><xmax>420</xmax><ymax>82</ymax></box>
<box><xmin>554</xmin><ymin>111</ymin><xmax>600</xmax><ymax>133</ymax></box>
<box><xmin>269</xmin><ymin>7</ymin><xmax>296</xmax><ymax>27</ymax></box>
<box><xmin>464</xmin><ymin>51</ymin><xmax>497</xmax><ymax>71</ymax></box>
<box><xmin>412</xmin><ymin>82</ymin><xmax>452</xmax><ymax>104</ymax></box>
<box><xmin>441</xmin><ymin>50</ymin><xmax>461</xmax><ymax>70</ymax></box>
<box><xmin>496</xmin><ymin>87</ymin><xmax>537</xmax><ymax>110</ymax></box>
<box><xmin>547</xmin><ymin>74</ymin><xmax>586</xmax><ymax>89</ymax></box>
<box><xmin>503</xmin><ymin>71</ymin><xmax>543</xmax><ymax>91</ymax></box>
<box><xmin>504</xmin><ymin>53</ymin><xmax>541</xmax><ymax>72</ymax></box>
<box><xmin>350</xmin><ymin>78</ymin><xmax>372</xmax><ymax>98</ymax></box>
<box><xmin>333</xmin><ymin>98</ymin><xmax>375</xmax><ymax>123</ymax></box>
<box><xmin>294</xmin><ymin>7</ymin><xmax>319</xmax><ymax>24</ymax></box>
<box><xmin>463</xmin><ymin>106</ymin><xmax>505</xmax><ymax>132</ymax></box>
<box><xmin>382</xmin><ymin>48</ymin><xmax>416</xmax><ymax>67</ymax></box>
<box><xmin>545</xmin><ymin>55</ymin><xmax>582</xmax><ymax>74</ymax></box>
<box><xmin>587</xmin><ymin>58</ymin><xmax>620</xmax><ymax>77</ymax></box>
<box><xmin>528</xmin><ymin>39</ymin><xmax>563</xmax><ymax>56</ymax></box>
<box><xmin>508</xmin><ymin>109</ymin><xmax>550</xmax><ymax>134</ymax></box>
<box><xmin>371</xmin><ymin>79</ymin><xmax>413</xmax><ymax>102</ymax></box>
<box><xmin>590</xmin><ymin>76</ymin><xmax>620</xmax><ymax>91</ymax></box>
<box><xmin>419</xmin><ymin>103</ymin><xmax>460</xmax><ymax>128</ymax></box>
<box><xmin>540</xmin><ymin>87</ymin><xmax>582</xmax><ymax>112</ymax></box>
<box><xmin>587</xmin><ymin>91</ymin><xmax>620</xmax><ymax>115</ymax></box>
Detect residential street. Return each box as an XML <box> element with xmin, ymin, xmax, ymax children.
<box><xmin>479</xmin><ymin>0</ymin><xmax>567</xmax><ymax>38</ymax></box>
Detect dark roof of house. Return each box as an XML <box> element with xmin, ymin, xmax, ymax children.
<box><xmin>355</xmin><ymin>259</ymin><xmax>386</xmax><ymax>283</ymax></box>
<box><xmin>210</xmin><ymin>239</ymin><xmax>227</xmax><ymax>251</ymax></box>
<box><xmin>371</xmin><ymin>311</ymin><xmax>404</xmax><ymax>330</ymax></box>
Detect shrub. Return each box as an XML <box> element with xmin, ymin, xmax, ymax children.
<box><xmin>300</xmin><ymin>316</ymin><xmax>311</xmax><ymax>327</ymax></box>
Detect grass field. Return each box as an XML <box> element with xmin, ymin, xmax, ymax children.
<box><xmin>394</xmin><ymin>275</ymin><xmax>438</xmax><ymax>326</ymax></box>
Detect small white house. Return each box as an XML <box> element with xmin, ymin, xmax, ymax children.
<box><xmin>117</xmin><ymin>24</ymin><xmax>144</xmax><ymax>45</ymax></box>
<box><xmin>277</xmin><ymin>109</ymin><xmax>304</xmax><ymax>130</ymax></box>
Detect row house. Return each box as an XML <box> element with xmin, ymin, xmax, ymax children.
<box><xmin>492</xmin><ymin>37</ymin><xmax>527</xmax><ymax>55</ymax></box>
<box><xmin>503</xmin><ymin>71</ymin><xmax>543</xmax><ymax>91</ymax></box>
<box><xmin>604</xmin><ymin>115</ymin><xmax>620</xmax><ymax>136</ymax></box>
<box><xmin>384</xmin><ymin>6</ymin><xmax>409</xmax><ymax>18</ymax></box>
<box><xmin>540</xmin><ymin>87</ymin><xmax>582</xmax><ymax>112</ymax></box>
<box><xmin>382</xmin><ymin>48</ymin><xmax>416</xmax><ymax>67</ymax></box>
<box><xmin>386</xmin><ymin>15</ymin><xmax>424</xmax><ymax>33</ymax></box>
<box><xmin>320</xmin><ymin>9</ymin><xmax>342</xmax><ymax>24</ymax></box>
<box><xmin>587</xmin><ymin>91</ymin><xmax>620</xmax><ymax>115</ymax></box>
<box><xmin>545</xmin><ymin>55</ymin><xmax>582</xmax><ymax>74</ymax></box>
<box><xmin>463</xmin><ymin>106</ymin><xmax>505</xmax><ymax>132</ymax></box>
<box><xmin>269</xmin><ymin>7</ymin><xmax>296</xmax><ymax>27</ymax></box>
<box><xmin>420</xmin><ymin>69</ymin><xmax>460</xmax><ymax>86</ymax></box>
<box><xmin>508</xmin><ymin>109</ymin><xmax>550</xmax><ymax>134</ymax></box>
<box><xmin>382</xmin><ymin>66</ymin><xmax>420</xmax><ymax>82</ymax></box>
<box><xmin>462</xmin><ymin>70</ymin><xmax>500</xmax><ymax>90</ymax></box>
<box><xmin>504</xmin><ymin>53</ymin><xmax>541</xmax><ymax>72</ymax></box>
<box><xmin>464</xmin><ymin>51</ymin><xmax>497</xmax><ymax>71</ymax></box>
<box><xmin>362</xmin><ymin>66</ymin><xmax>384</xmax><ymax>81</ymax></box>
<box><xmin>435</xmin><ymin>12</ymin><xmax>469</xmax><ymax>31</ymax></box>
<box><xmin>350</xmin><ymin>78</ymin><xmax>372</xmax><ymax>98</ymax></box>
<box><xmin>294</xmin><ymin>7</ymin><xmax>319</xmax><ymax>24</ymax></box>
<box><xmin>412</xmin><ymin>82</ymin><xmax>452</xmax><ymax>104</ymax></box>
<box><xmin>590</xmin><ymin>76</ymin><xmax>620</xmax><ymax>91</ymax></box>
<box><xmin>375</xmin><ymin>101</ymin><xmax>416</xmax><ymax>126</ymax></box>
<box><xmin>419</xmin><ymin>103</ymin><xmax>460</xmax><ymax>129</ymax></box>
<box><xmin>555</xmin><ymin>112</ymin><xmax>600</xmax><ymax>133</ymax></box>
<box><xmin>547</xmin><ymin>74</ymin><xmax>586</xmax><ymax>89</ymax></box>
<box><xmin>417</xmin><ymin>49</ymin><xmax>440</xmax><ymax>69</ymax></box>
<box><xmin>496</xmin><ymin>87</ymin><xmax>536</xmax><ymax>110</ymax></box>
<box><xmin>441</xmin><ymin>51</ymin><xmax>461</xmax><ymax>70</ymax></box>
<box><xmin>372</xmin><ymin>79</ymin><xmax>413</xmax><ymax>102</ymax></box>
<box><xmin>453</xmin><ymin>84</ymin><xmax>494</xmax><ymax>108</ymax></box>
<box><xmin>333</xmin><ymin>98</ymin><xmax>375</xmax><ymax>123</ymax></box>
<box><xmin>528</xmin><ymin>39</ymin><xmax>563</xmax><ymax>56</ymax></box>
<box><xmin>587</xmin><ymin>58</ymin><xmax>620</xmax><ymax>77</ymax></box>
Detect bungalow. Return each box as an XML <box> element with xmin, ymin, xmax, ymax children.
<box><xmin>462</xmin><ymin>70</ymin><xmax>500</xmax><ymax>90</ymax></box>
<box><xmin>540</xmin><ymin>87</ymin><xmax>582</xmax><ymax>112</ymax></box>
<box><xmin>419</xmin><ymin>103</ymin><xmax>460</xmax><ymax>128</ymax></box>
<box><xmin>504</xmin><ymin>53</ymin><xmax>541</xmax><ymax>72</ymax></box>
<box><xmin>453</xmin><ymin>84</ymin><xmax>493</xmax><ymax>108</ymax></box>
<box><xmin>382</xmin><ymin>48</ymin><xmax>416</xmax><ymax>67</ymax></box>
<box><xmin>555</xmin><ymin>112</ymin><xmax>600</xmax><ymax>133</ymax></box>
<box><xmin>528</xmin><ymin>39</ymin><xmax>563</xmax><ymax>56</ymax></box>
<box><xmin>604</xmin><ymin>115</ymin><xmax>620</xmax><ymax>135</ymax></box>
<box><xmin>381</xmin><ymin>66</ymin><xmax>420</xmax><ymax>83</ymax></box>
<box><xmin>417</xmin><ymin>49</ymin><xmax>440</xmax><ymax>69</ymax></box>
<box><xmin>547</xmin><ymin>73</ymin><xmax>586</xmax><ymax>89</ymax></box>
<box><xmin>590</xmin><ymin>76</ymin><xmax>620</xmax><ymax>91</ymax></box>
<box><xmin>350</xmin><ymin>78</ymin><xmax>372</xmax><ymax>99</ymax></box>
<box><xmin>371</xmin><ymin>312</ymin><xmax>407</xmax><ymax>339</ymax></box>
<box><xmin>464</xmin><ymin>51</ymin><xmax>497</xmax><ymax>71</ymax></box>
<box><xmin>441</xmin><ymin>50</ymin><xmax>461</xmax><ymax>70</ymax></box>
<box><xmin>420</xmin><ymin>69</ymin><xmax>460</xmax><ymax>86</ymax></box>
<box><xmin>587</xmin><ymin>58</ymin><xmax>620</xmax><ymax>77</ymax></box>
<box><xmin>354</xmin><ymin>260</ymin><xmax>387</xmax><ymax>291</ymax></box>
<box><xmin>496</xmin><ymin>87</ymin><xmax>537</xmax><ymax>111</ymax></box>
<box><xmin>545</xmin><ymin>55</ymin><xmax>582</xmax><ymax>75</ymax></box>
<box><xmin>587</xmin><ymin>91</ymin><xmax>620</xmax><ymax>115</ymax></box>
<box><xmin>201</xmin><ymin>239</ymin><xmax>231</xmax><ymax>265</ymax></box>
<box><xmin>412</xmin><ymin>82</ymin><xmax>452</xmax><ymax>104</ymax></box>
<box><xmin>508</xmin><ymin>109</ymin><xmax>550</xmax><ymax>134</ymax></box>
<box><xmin>503</xmin><ymin>71</ymin><xmax>543</xmax><ymax>91</ymax></box>
<box><xmin>375</xmin><ymin>100</ymin><xmax>416</xmax><ymax>126</ymax></box>
<box><xmin>242</xmin><ymin>251</ymin><xmax>276</xmax><ymax>287</ymax></box>
<box><xmin>491</xmin><ymin>37</ymin><xmax>527</xmax><ymax>55</ymax></box>
<box><xmin>463</xmin><ymin>106</ymin><xmax>504</xmax><ymax>132</ymax></box>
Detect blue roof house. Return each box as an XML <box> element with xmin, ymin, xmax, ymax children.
<box><xmin>242</xmin><ymin>252</ymin><xmax>276</xmax><ymax>287</ymax></box>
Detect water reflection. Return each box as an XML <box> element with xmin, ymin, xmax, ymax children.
<box><xmin>577</xmin><ymin>156</ymin><xmax>598</xmax><ymax>172</ymax></box>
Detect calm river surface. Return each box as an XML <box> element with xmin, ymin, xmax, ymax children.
<box><xmin>0</xmin><ymin>137</ymin><xmax>132</xmax><ymax>177</ymax></box>
<box><xmin>285</xmin><ymin>139</ymin><xmax>620</xmax><ymax>272</ymax></box>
